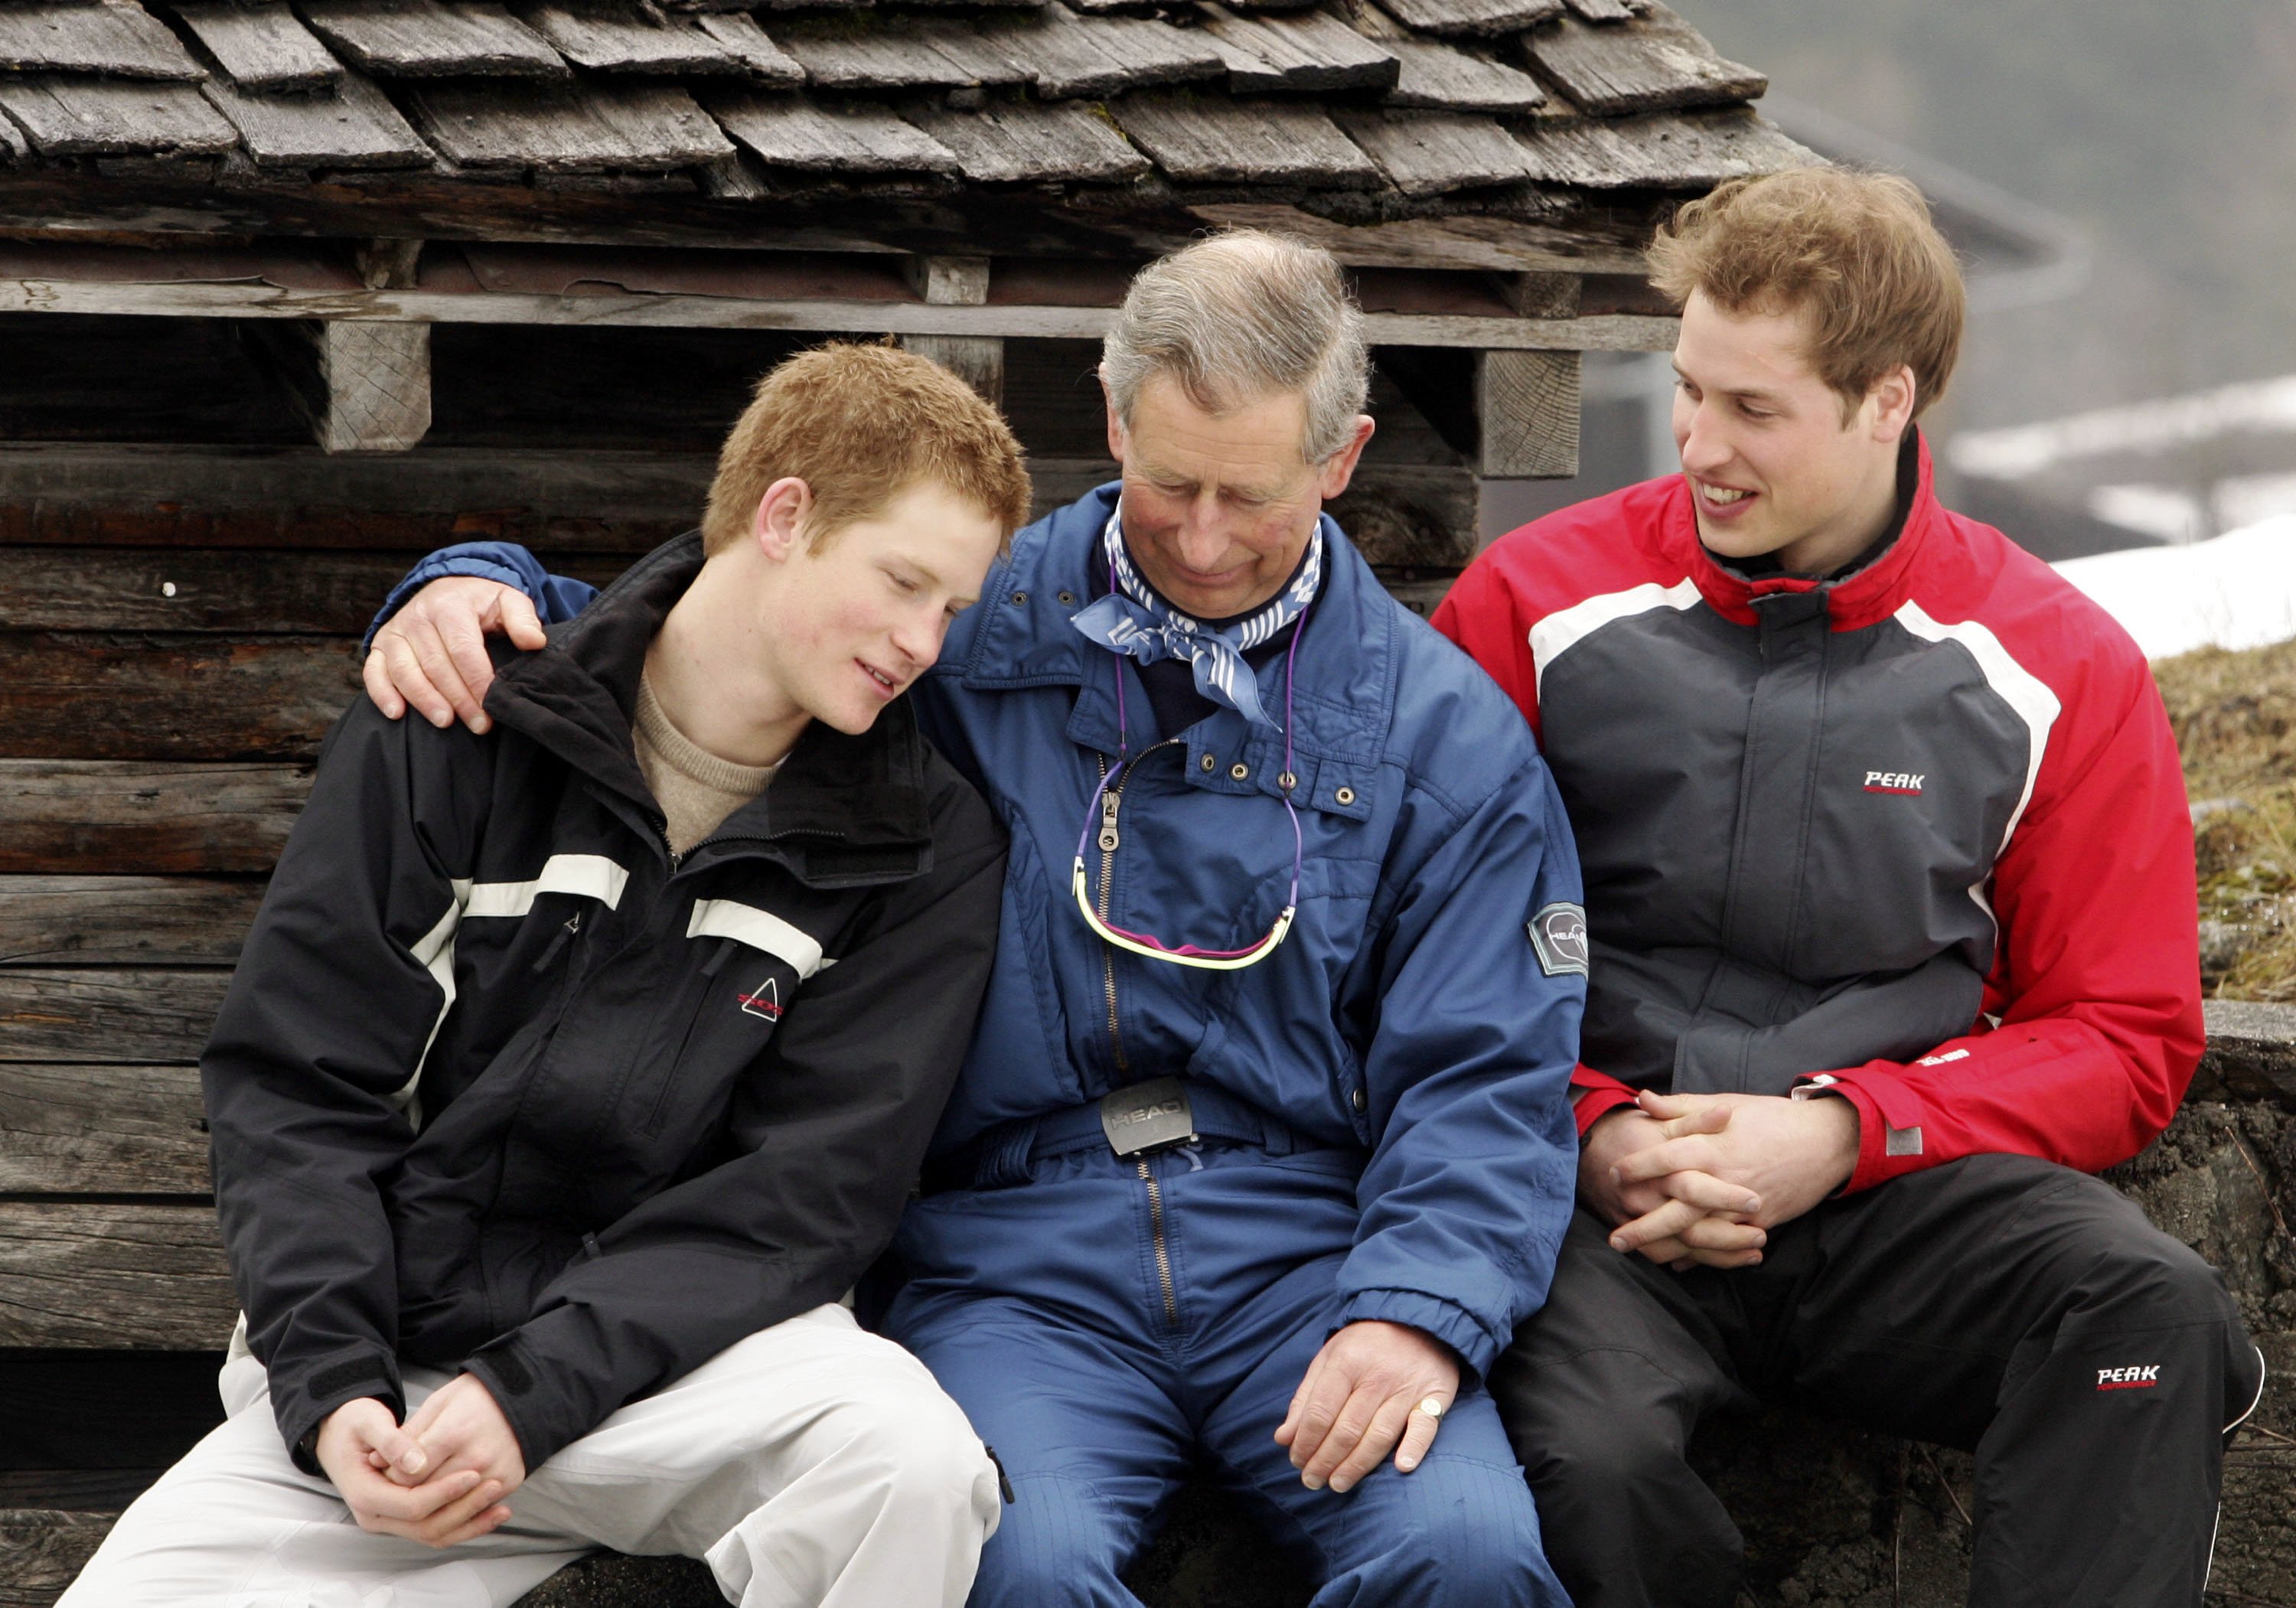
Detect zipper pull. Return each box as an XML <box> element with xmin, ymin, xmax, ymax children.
<box><xmin>1098</xmin><ymin>789</ymin><xmax>1120</xmax><ymax>853</ymax></box>
<box><xmin>530</xmin><ymin>911</ymin><xmax>581</xmax><ymax>974</ymax></box>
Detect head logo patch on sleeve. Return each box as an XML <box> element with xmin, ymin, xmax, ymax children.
<box><xmin>1528</xmin><ymin>903</ymin><xmax>1589</xmax><ymax>977</ymax></box>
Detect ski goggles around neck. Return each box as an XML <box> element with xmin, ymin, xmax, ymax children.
<box><xmin>1068</xmin><ymin>556</ymin><xmax>1313</xmax><ymax>971</ymax></box>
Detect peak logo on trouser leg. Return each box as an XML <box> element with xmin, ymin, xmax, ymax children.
<box><xmin>2097</xmin><ymin>1365</ymin><xmax>2161</xmax><ymax>1390</ymax></box>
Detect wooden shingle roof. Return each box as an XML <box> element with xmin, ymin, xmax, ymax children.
<box><xmin>0</xmin><ymin>0</ymin><xmax>1812</xmax><ymax>263</ymax></box>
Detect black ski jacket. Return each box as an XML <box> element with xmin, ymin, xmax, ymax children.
<box><xmin>202</xmin><ymin>533</ymin><xmax>1005</xmax><ymax>1471</ymax></box>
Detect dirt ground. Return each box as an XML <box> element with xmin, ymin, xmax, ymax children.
<box><xmin>2157</xmin><ymin>639</ymin><xmax>2296</xmax><ymax>999</ymax></box>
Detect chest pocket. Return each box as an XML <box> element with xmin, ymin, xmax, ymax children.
<box><xmin>637</xmin><ymin>898</ymin><xmax>837</xmax><ymax>1141</ymax></box>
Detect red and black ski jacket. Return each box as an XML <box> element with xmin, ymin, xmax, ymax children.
<box><xmin>1433</xmin><ymin>435</ymin><xmax>2200</xmax><ymax>1192</ymax></box>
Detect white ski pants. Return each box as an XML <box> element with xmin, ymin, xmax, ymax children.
<box><xmin>59</xmin><ymin>1303</ymin><xmax>1002</xmax><ymax>1608</ymax></box>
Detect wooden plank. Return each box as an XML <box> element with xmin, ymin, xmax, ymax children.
<box><xmin>252</xmin><ymin>321</ymin><xmax>433</xmax><ymax>453</ymax></box>
<box><xmin>980</xmin><ymin>4</ymin><xmax>1221</xmax><ymax>100</ymax></box>
<box><xmin>0</xmin><ymin>879</ymin><xmax>262</xmax><ymax>967</ymax></box>
<box><xmin>906</xmin><ymin>99</ymin><xmax>1147</xmax><ymax>185</ymax></box>
<box><xmin>0</xmin><ymin>2</ymin><xmax>204</xmax><ymax>80</ymax></box>
<box><xmin>0</xmin><ymin>77</ymin><xmax>236</xmax><ymax>158</ymax></box>
<box><xmin>298</xmin><ymin>0</ymin><xmax>569</xmax><ymax>79</ymax></box>
<box><xmin>170</xmin><ymin>1</ymin><xmax>344</xmax><ymax>92</ymax></box>
<box><xmin>899</xmin><ymin>334</ymin><xmax>1005</xmax><ymax>406</ymax></box>
<box><xmin>0</xmin><ymin>1509</ymin><xmax>114</xmax><ymax>1608</ymax></box>
<box><xmin>0</xmin><ymin>442</ymin><xmax>711</xmax><ymax>554</ymax></box>
<box><xmin>772</xmin><ymin>18</ymin><xmax>1019</xmax><ymax>90</ymax></box>
<box><xmin>1477</xmin><ymin>347</ymin><xmax>1579</xmax><ymax>476</ymax></box>
<box><xmin>904</xmin><ymin>254</ymin><xmax>990</xmax><ymax>305</ymax></box>
<box><xmin>1375</xmin><ymin>0</ymin><xmax>1564</xmax><ymax>38</ymax></box>
<box><xmin>0</xmin><ymin>634</ymin><xmax>358</xmax><ymax>762</ymax></box>
<box><xmin>0</xmin><ymin>1063</ymin><xmax>213</xmax><ymax>1194</ymax></box>
<box><xmin>512</xmin><ymin>2</ymin><xmax>739</xmax><ymax>74</ymax></box>
<box><xmin>1562</xmin><ymin>0</ymin><xmax>1643</xmax><ymax>18</ymax></box>
<box><xmin>1333</xmin><ymin>109</ymin><xmax>1531</xmax><ymax>195</ymax></box>
<box><xmin>0</xmin><ymin>970</ymin><xmax>233</xmax><ymax>1064</ymax></box>
<box><xmin>1199</xmin><ymin>6</ymin><xmax>1398</xmax><ymax>94</ymax></box>
<box><xmin>199</xmin><ymin>70</ymin><xmax>432</xmax><ymax>171</ymax></box>
<box><xmin>0</xmin><ymin>1204</ymin><xmax>236</xmax><ymax>1349</ymax></box>
<box><xmin>403</xmin><ymin>79</ymin><xmax>733</xmax><ymax>171</ymax></box>
<box><xmin>1521</xmin><ymin>2</ymin><xmax>1766</xmax><ymax>116</ymax></box>
<box><xmin>0</xmin><ymin>269</ymin><xmax>1680</xmax><ymax>346</ymax></box>
<box><xmin>1112</xmin><ymin>95</ymin><xmax>1378</xmax><ymax>186</ymax></box>
<box><xmin>902</xmin><ymin>18</ymin><xmax>1036</xmax><ymax>89</ymax></box>
<box><xmin>1383</xmin><ymin>38</ymin><xmax>1546</xmax><ymax>112</ymax></box>
<box><xmin>0</xmin><ymin>548</ymin><xmax>457</xmax><ymax>634</ymax></box>
<box><xmin>0</xmin><ymin>761</ymin><xmax>311</xmax><ymax>876</ymax></box>
<box><xmin>1514</xmin><ymin>107</ymin><xmax>1817</xmax><ymax>188</ymax></box>
<box><xmin>690</xmin><ymin>13</ymin><xmax>804</xmax><ymax>86</ymax></box>
<box><xmin>701</xmin><ymin>90</ymin><xmax>959</xmax><ymax>175</ymax></box>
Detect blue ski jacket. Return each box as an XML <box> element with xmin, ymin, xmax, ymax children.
<box><xmin>381</xmin><ymin>485</ymin><xmax>1586</xmax><ymax>1378</ymax></box>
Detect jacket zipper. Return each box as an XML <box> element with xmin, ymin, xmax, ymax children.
<box><xmin>1095</xmin><ymin>757</ymin><xmax>1128</xmax><ymax>1076</ymax></box>
<box><xmin>1094</xmin><ymin>740</ymin><xmax>1185</xmax><ymax>1331</ymax></box>
<box><xmin>1137</xmin><ymin>1158</ymin><xmax>1180</xmax><ymax>1328</ymax></box>
<box><xmin>1093</xmin><ymin>738</ymin><xmax>1182</xmax><ymax>1078</ymax></box>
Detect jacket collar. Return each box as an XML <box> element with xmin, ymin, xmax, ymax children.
<box><xmin>951</xmin><ymin>484</ymin><xmax>1396</xmax><ymax>769</ymax></box>
<box><xmin>1669</xmin><ymin>431</ymin><xmax>1939</xmax><ymax>632</ymax></box>
<box><xmin>483</xmin><ymin>532</ymin><xmax>937</xmax><ymax>881</ymax></box>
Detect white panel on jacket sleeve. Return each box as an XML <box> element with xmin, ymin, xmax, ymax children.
<box><xmin>1528</xmin><ymin>578</ymin><xmax>1703</xmax><ymax>697</ymax></box>
<box><xmin>688</xmin><ymin>898</ymin><xmax>833</xmax><ymax>980</ymax></box>
<box><xmin>397</xmin><ymin>877</ymin><xmax>472</xmax><ymax>1122</ymax></box>
<box><xmin>464</xmin><ymin>854</ymin><xmax>631</xmax><ymax>918</ymax></box>
<box><xmin>1890</xmin><ymin>601</ymin><xmax>2062</xmax><ymax>855</ymax></box>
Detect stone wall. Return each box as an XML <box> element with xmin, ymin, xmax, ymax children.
<box><xmin>517</xmin><ymin>1001</ymin><xmax>2296</xmax><ymax>1608</ymax></box>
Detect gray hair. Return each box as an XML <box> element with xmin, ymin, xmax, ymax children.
<box><xmin>1101</xmin><ymin>230</ymin><xmax>1370</xmax><ymax>465</ymax></box>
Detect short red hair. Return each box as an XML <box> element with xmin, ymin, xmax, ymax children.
<box><xmin>703</xmin><ymin>341</ymin><xmax>1030</xmax><ymax>555</ymax></box>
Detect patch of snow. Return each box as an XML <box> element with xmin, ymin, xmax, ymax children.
<box><xmin>2053</xmin><ymin>517</ymin><xmax>2296</xmax><ymax>660</ymax></box>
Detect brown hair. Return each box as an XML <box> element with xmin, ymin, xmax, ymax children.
<box><xmin>702</xmin><ymin>341</ymin><xmax>1032</xmax><ymax>556</ymax></box>
<box><xmin>1647</xmin><ymin>168</ymin><xmax>1966</xmax><ymax>420</ymax></box>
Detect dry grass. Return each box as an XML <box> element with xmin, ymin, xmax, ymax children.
<box><xmin>2154</xmin><ymin>640</ymin><xmax>2296</xmax><ymax>999</ymax></box>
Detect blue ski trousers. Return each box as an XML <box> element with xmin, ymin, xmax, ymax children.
<box><xmin>885</xmin><ymin>1140</ymin><xmax>1570</xmax><ymax>1608</ymax></box>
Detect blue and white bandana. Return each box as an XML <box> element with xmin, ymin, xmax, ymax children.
<box><xmin>1069</xmin><ymin>510</ymin><xmax>1324</xmax><ymax>730</ymax></box>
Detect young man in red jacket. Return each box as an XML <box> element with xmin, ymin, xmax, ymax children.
<box><xmin>1435</xmin><ymin>168</ymin><xmax>2265</xmax><ymax>1607</ymax></box>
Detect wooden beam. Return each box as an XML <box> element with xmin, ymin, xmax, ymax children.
<box><xmin>248</xmin><ymin>320</ymin><xmax>433</xmax><ymax>454</ymax></box>
<box><xmin>899</xmin><ymin>335</ymin><xmax>1006</xmax><ymax>407</ymax></box>
<box><xmin>0</xmin><ymin>275</ymin><xmax>1680</xmax><ymax>351</ymax></box>
<box><xmin>0</xmin><ymin>443</ymin><xmax>708</xmax><ymax>553</ymax></box>
<box><xmin>0</xmin><ymin>1509</ymin><xmax>115</xmax><ymax>1606</ymax></box>
<box><xmin>0</xmin><ymin>548</ymin><xmax>455</xmax><ymax>634</ymax></box>
<box><xmin>0</xmin><ymin>878</ymin><xmax>263</xmax><ymax>967</ymax></box>
<box><xmin>902</xmin><ymin>255</ymin><xmax>990</xmax><ymax>306</ymax></box>
<box><xmin>1477</xmin><ymin>349</ymin><xmax>1581</xmax><ymax>478</ymax></box>
<box><xmin>899</xmin><ymin>255</ymin><xmax>1003</xmax><ymax>405</ymax></box>
<box><xmin>0</xmin><ymin>970</ymin><xmax>231</xmax><ymax>1063</ymax></box>
<box><xmin>0</xmin><ymin>1204</ymin><xmax>236</xmax><ymax>1349</ymax></box>
<box><xmin>0</xmin><ymin>762</ymin><xmax>311</xmax><ymax>876</ymax></box>
<box><xmin>0</xmin><ymin>1064</ymin><xmax>210</xmax><ymax>1195</ymax></box>
<box><xmin>0</xmin><ymin>635</ymin><xmax>358</xmax><ymax>762</ymax></box>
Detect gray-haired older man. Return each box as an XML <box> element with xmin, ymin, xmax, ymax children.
<box><xmin>365</xmin><ymin>232</ymin><xmax>1583</xmax><ymax>1607</ymax></box>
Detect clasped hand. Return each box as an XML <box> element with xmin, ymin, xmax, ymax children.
<box><xmin>1581</xmin><ymin>1089</ymin><xmax>1860</xmax><ymax>1270</ymax></box>
<box><xmin>314</xmin><ymin>1373</ymin><xmax>527</xmax><ymax>1549</ymax></box>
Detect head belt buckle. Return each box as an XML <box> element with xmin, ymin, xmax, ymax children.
<box><xmin>1099</xmin><ymin>1077</ymin><xmax>1198</xmax><ymax>1159</ymax></box>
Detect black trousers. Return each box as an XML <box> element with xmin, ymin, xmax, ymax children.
<box><xmin>1492</xmin><ymin>1155</ymin><xmax>2265</xmax><ymax>1608</ymax></box>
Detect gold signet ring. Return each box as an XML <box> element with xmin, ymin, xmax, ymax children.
<box><xmin>1414</xmin><ymin>1395</ymin><xmax>1445</xmax><ymax>1420</ymax></box>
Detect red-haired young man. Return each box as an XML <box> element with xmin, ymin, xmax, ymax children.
<box><xmin>61</xmin><ymin>345</ymin><xmax>1030</xmax><ymax>1608</ymax></box>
